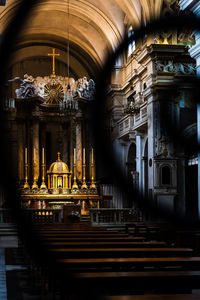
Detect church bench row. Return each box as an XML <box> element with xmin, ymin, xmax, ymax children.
<box><xmin>37</xmin><ymin>233</ymin><xmax>129</xmax><ymax>238</ymax></box>
<box><xmin>71</xmin><ymin>270</ymin><xmax>200</xmax><ymax>294</ymax></box>
<box><xmin>33</xmin><ymin>226</ymin><xmax>109</xmax><ymax>231</ymax></box>
<box><xmin>48</xmin><ymin>270</ymin><xmax>200</xmax><ymax>298</ymax></box>
<box><xmin>39</xmin><ymin>236</ymin><xmax>146</xmax><ymax>242</ymax></box>
<box><xmin>41</xmin><ymin>236</ymin><xmax>145</xmax><ymax>243</ymax></box>
<box><xmin>30</xmin><ymin>224</ymin><xmax>200</xmax><ymax>298</ymax></box>
<box><xmin>56</xmin><ymin>256</ymin><xmax>200</xmax><ymax>271</ymax></box>
<box><xmin>102</xmin><ymin>294</ymin><xmax>200</xmax><ymax>300</ymax></box>
<box><xmin>48</xmin><ymin>247</ymin><xmax>193</xmax><ymax>259</ymax></box>
<box><xmin>42</xmin><ymin>241</ymin><xmax>167</xmax><ymax>248</ymax></box>
<box><xmin>37</xmin><ymin>230</ymin><xmax>120</xmax><ymax>234</ymax></box>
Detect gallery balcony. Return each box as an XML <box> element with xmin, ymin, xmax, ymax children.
<box><xmin>118</xmin><ymin>104</ymin><xmax>148</xmax><ymax>139</ymax></box>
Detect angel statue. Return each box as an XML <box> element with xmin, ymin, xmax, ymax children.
<box><xmin>8</xmin><ymin>74</ymin><xmax>36</xmax><ymax>98</ymax></box>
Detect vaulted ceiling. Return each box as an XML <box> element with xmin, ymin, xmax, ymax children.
<box><xmin>0</xmin><ymin>0</ymin><xmax>164</xmax><ymax>79</ymax></box>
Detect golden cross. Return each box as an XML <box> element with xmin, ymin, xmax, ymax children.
<box><xmin>48</xmin><ymin>48</ymin><xmax>60</xmax><ymax>78</ymax></box>
<box><xmin>57</xmin><ymin>152</ymin><xmax>61</xmax><ymax>161</ymax></box>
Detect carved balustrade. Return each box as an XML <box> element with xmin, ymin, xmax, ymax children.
<box><xmin>90</xmin><ymin>208</ymin><xmax>140</xmax><ymax>225</ymax></box>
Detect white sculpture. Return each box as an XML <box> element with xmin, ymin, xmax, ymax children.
<box><xmin>156</xmin><ymin>60</ymin><xmax>196</xmax><ymax>75</ymax></box>
<box><xmin>8</xmin><ymin>74</ymin><xmax>36</xmax><ymax>98</ymax></box>
<box><xmin>8</xmin><ymin>74</ymin><xmax>96</xmax><ymax>102</ymax></box>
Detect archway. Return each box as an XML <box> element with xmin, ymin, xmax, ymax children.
<box><xmin>127</xmin><ymin>143</ymin><xmax>136</xmax><ymax>186</ymax></box>
<box><xmin>144</xmin><ymin>138</ymin><xmax>148</xmax><ymax>197</ymax></box>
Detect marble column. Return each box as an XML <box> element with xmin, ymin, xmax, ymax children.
<box><xmin>76</xmin><ymin>119</ymin><xmax>82</xmax><ymax>182</ymax></box>
<box><xmin>32</xmin><ymin>120</ymin><xmax>40</xmax><ymax>184</ymax></box>
<box><xmin>147</xmin><ymin>95</ymin><xmax>156</xmax><ymax>199</ymax></box>
<box><xmin>17</xmin><ymin>121</ymin><xmax>24</xmax><ymax>184</ymax></box>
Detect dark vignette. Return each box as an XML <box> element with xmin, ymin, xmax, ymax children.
<box><xmin>0</xmin><ymin>1</ymin><xmax>200</xmax><ymax>297</ymax></box>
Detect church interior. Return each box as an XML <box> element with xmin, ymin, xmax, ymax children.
<box><xmin>1</xmin><ymin>0</ymin><xmax>200</xmax><ymax>299</ymax></box>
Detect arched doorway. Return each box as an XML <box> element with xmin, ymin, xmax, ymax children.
<box><xmin>127</xmin><ymin>143</ymin><xmax>137</xmax><ymax>186</ymax></box>
<box><xmin>144</xmin><ymin>139</ymin><xmax>148</xmax><ymax>197</ymax></box>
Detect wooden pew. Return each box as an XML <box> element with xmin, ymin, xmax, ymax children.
<box><xmin>33</xmin><ymin>224</ymin><xmax>200</xmax><ymax>299</ymax></box>
<box><xmin>37</xmin><ymin>233</ymin><xmax>130</xmax><ymax>238</ymax></box>
<box><xmin>42</xmin><ymin>241</ymin><xmax>167</xmax><ymax>249</ymax></box>
<box><xmin>56</xmin><ymin>256</ymin><xmax>200</xmax><ymax>271</ymax></box>
<box><xmin>51</xmin><ymin>270</ymin><xmax>200</xmax><ymax>298</ymax></box>
<box><xmin>70</xmin><ymin>270</ymin><xmax>200</xmax><ymax>294</ymax></box>
<box><xmin>37</xmin><ymin>230</ymin><xmax>120</xmax><ymax>234</ymax></box>
<box><xmin>48</xmin><ymin>247</ymin><xmax>193</xmax><ymax>259</ymax></box>
<box><xmin>40</xmin><ymin>236</ymin><xmax>146</xmax><ymax>242</ymax></box>
<box><xmin>34</xmin><ymin>227</ymin><xmax>107</xmax><ymax>231</ymax></box>
<box><xmin>102</xmin><ymin>294</ymin><xmax>200</xmax><ymax>300</ymax></box>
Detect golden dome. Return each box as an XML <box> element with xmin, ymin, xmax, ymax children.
<box><xmin>48</xmin><ymin>152</ymin><xmax>69</xmax><ymax>173</ymax></box>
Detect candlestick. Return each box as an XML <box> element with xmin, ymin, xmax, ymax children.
<box><xmin>72</xmin><ymin>163</ymin><xmax>78</xmax><ymax>189</ymax></box>
<box><xmin>25</xmin><ymin>148</ymin><xmax>27</xmax><ymax>164</ymax></box>
<box><xmin>81</xmin><ymin>148</ymin><xmax>87</xmax><ymax>189</ymax></box>
<box><xmin>40</xmin><ymin>148</ymin><xmax>47</xmax><ymax>189</ymax></box>
<box><xmin>83</xmin><ymin>148</ymin><xmax>85</xmax><ymax>164</ymax></box>
<box><xmin>33</xmin><ymin>148</ymin><xmax>36</xmax><ymax>164</ymax></box>
<box><xmin>90</xmin><ymin>148</ymin><xmax>96</xmax><ymax>189</ymax></box>
<box><xmin>74</xmin><ymin>148</ymin><xmax>76</xmax><ymax>164</ymax></box>
<box><xmin>23</xmin><ymin>148</ymin><xmax>30</xmax><ymax>189</ymax></box>
<box><xmin>42</xmin><ymin>148</ymin><xmax>44</xmax><ymax>164</ymax></box>
<box><xmin>32</xmin><ymin>147</ymin><xmax>38</xmax><ymax>189</ymax></box>
<box><xmin>91</xmin><ymin>148</ymin><xmax>94</xmax><ymax>164</ymax></box>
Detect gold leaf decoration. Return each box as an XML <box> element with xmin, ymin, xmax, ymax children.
<box><xmin>43</xmin><ymin>84</ymin><xmax>64</xmax><ymax>104</ymax></box>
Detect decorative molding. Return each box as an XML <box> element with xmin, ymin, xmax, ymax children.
<box><xmin>155</xmin><ymin>60</ymin><xmax>196</xmax><ymax>75</ymax></box>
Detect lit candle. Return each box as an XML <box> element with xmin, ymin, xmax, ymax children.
<box><xmin>91</xmin><ymin>148</ymin><xmax>94</xmax><ymax>164</ymax></box>
<box><xmin>33</xmin><ymin>148</ymin><xmax>36</xmax><ymax>164</ymax></box>
<box><xmin>83</xmin><ymin>148</ymin><xmax>85</xmax><ymax>165</ymax></box>
<box><xmin>42</xmin><ymin>148</ymin><xmax>44</xmax><ymax>164</ymax></box>
<box><xmin>25</xmin><ymin>148</ymin><xmax>27</xmax><ymax>164</ymax></box>
<box><xmin>74</xmin><ymin>148</ymin><xmax>76</xmax><ymax>164</ymax></box>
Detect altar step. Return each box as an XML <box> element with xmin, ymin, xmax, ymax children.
<box><xmin>0</xmin><ymin>223</ymin><xmax>18</xmax><ymax>248</ymax></box>
<box><xmin>80</xmin><ymin>215</ymin><xmax>91</xmax><ymax>223</ymax></box>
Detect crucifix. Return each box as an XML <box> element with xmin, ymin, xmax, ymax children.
<box><xmin>48</xmin><ymin>48</ymin><xmax>60</xmax><ymax>78</ymax></box>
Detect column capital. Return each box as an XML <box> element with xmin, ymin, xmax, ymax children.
<box><xmin>129</xmin><ymin>131</ymin><xmax>136</xmax><ymax>140</ymax></box>
<box><xmin>135</xmin><ymin>130</ymin><xmax>144</xmax><ymax>137</ymax></box>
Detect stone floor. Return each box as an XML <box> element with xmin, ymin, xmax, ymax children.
<box><xmin>0</xmin><ymin>244</ymin><xmax>45</xmax><ymax>299</ymax></box>
<box><xmin>0</xmin><ymin>248</ymin><xmax>7</xmax><ymax>300</ymax></box>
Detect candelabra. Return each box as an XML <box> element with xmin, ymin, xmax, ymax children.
<box><xmin>40</xmin><ymin>148</ymin><xmax>47</xmax><ymax>189</ymax></box>
<box><xmin>72</xmin><ymin>148</ymin><xmax>78</xmax><ymax>189</ymax></box>
<box><xmin>23</xmin><ymin>148</ymin><xmax>30</xmax><ymax>189</ymax></box>
<box><xmin>81</xmin><ymin>148</ymin><xmax>88</xmax><ymax>189</ymax></box>
<box><xmin>90</xmin><ymin>148</ymin><xmax>96</xmax><ymax>189</ymax></box>
<box><xmin>32</xmin><ymin>148</ymin><xmax>38</xmax><ymax>189</ymax></box>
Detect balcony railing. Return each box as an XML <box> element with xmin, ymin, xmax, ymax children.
<box><xmin>118</xmin><ymin>104</ymin><xmax>148</xmax><ymax>138</ymax></box>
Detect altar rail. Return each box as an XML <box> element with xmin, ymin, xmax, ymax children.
<box><xmin>0</xmin><ymin>208</ymin><xmax>63</xmax><ymax>224</ymax></box>
<box><xmin>21</xmin><ymin>209</ymin><xmax>63</xmax><ymax>224</ymax></box>
<box><xmin>90</xmin><ymin>208</ymin><xmax>141</xmax><ymax>225</ymax></box>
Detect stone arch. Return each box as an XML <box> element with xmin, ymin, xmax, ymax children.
<box><xmin>144</xmin><ymin>138</ymin><xmax>148</xmax><ymax>196</ymax></box>
<box><xmin>127</xmin><ymin>142</ymin><xmax>136</xmax><ymax>184</ymax></box>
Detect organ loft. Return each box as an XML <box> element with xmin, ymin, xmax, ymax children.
<box><xmin>5</xmin><ymin>48</ymin><xmax>101</xmax><ymax>215</ymax></box>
